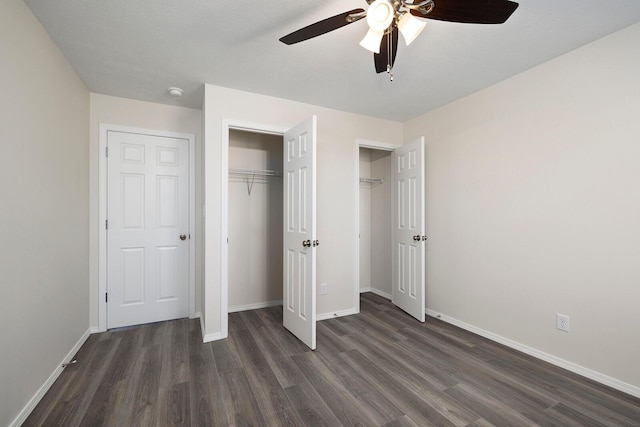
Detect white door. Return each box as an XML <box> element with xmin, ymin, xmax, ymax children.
<box><xmin>283</xmin><ymin>116</ymin><xmax>317</xmax><ymax>350</ymax></box>
<box><xmin>392</xmin><ymin>137</ymin><xmax>426</xmax><ymax>322</ymax></box>
<box><xmin>107</xmin><ymin>131</ymin><xmax>189</xmax><ymax>329</ymax></box>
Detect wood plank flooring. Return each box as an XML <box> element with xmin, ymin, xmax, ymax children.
<box><xmin>24</xmin><ymin>293</ymin><xmax>640</xmax><ymax>426</ymax></box>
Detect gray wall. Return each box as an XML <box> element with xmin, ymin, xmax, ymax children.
<box><xmin>405</xmin><ymin>22</ymin><xmax>640</xmax><ymax>393</ymax></box>
<box><xmin>0</xmin><ymin>1</ymin><xmax>90</xmax><ymax>424</ymax></box>
<box><xmin>228</xmin><ymin>130</ymin><xmax>283</xmax><ymax>309</ymax></box>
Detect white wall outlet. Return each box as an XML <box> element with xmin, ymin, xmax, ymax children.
<box><xmin>320</xmin><ymin>283</ymin><xmax>327</xmax><ymax>295</ymax></box>
<box><xmin>557</xmin><ymin>313</ymin><xmax>570</xmax><ymax>332</ymax></box>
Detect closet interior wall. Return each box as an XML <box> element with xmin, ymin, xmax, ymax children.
<box><xmin>359</xmin><ymin>147</ymin><xmax>393</xmax><ymax>297</ymax></box>
<box><xmin>228</xmin><ymin>129</ymin><xmax>283</xmax><ymax>311</ymax></box>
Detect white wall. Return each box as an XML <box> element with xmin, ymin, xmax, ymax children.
<box><xmin>370</xmin><ymin>150</ymin><xmax>392</xmax><ymax>296</ymax></box>
<box><xmin>0</xmin><ymin>1</ymin><xmax>90</xmax><ymax>425</ymax></box>
<box><xmin>404</xmin><ymin>22</ymin><xmax>640</xmax><ymax>394</ymax></box>
<box><xmin>359</xmin><ymin>148</ymin><xmax>372</xmax><ymax>290</ymax></box>
<box><xmin>89</xmin><ymin>93</ymin><xmax>203</xmax><ymax>328</ymax></box>
<box><xmin>228</xmin><ymin>130</ymin><xmax>283</xmax><ymax>309</ymax></box>
<box><xmin>359</xmin><ymin>148</ymin><xmax>392</xmax><ymax>297</ymax></box>
<box><xmin>203</xmin><ymin>84</ymin><xmax>402</xmax><ymax>338</ymax></box>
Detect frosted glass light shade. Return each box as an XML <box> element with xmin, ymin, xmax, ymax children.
<box><xmin>359</xmin><ymin>29</ymin><xmax>384</xmax><ymax>53</ymax></box>
<box><xmin>398</xmin><ymin>13</ymin><xmax>426</xmax><ymax>46</ymax></box>
<box><xmin>366</xmin><ymin>0</ymin><xmax>394</xmax><ymax>32</ymax></box>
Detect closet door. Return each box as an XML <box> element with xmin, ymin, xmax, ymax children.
<box><xmin>283</xmin><ymin>116</ymin><xmax>317</xmax><ymax>350</ymax></box>
<box><xmin>392</xmin><ymin>137</ymin><xmax>426</xmax><ymax>322</ymax></box>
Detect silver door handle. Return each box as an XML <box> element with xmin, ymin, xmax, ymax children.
<box><xmin>422</xmin><ymin>235</ymin><xmax>427</xmax><ymax>241</ymax></box>
<box><xmin>302</xmin><ymin>239</ymin><xmax>311</xmax><ymax>247</ymax></box>
<box><xmin>180</xmin><ymin>234</ymin><xmax>187</xmax><ymax>241</ymax></box>
<box><xmin>413</xmin><ymin>235</ymin><xmax>421</xmax><ymax>241</ymax></box>
<box><xmin>313</xmin><ymin>240</ymin><xmax>319</xmax><ymax>247</ymax></box>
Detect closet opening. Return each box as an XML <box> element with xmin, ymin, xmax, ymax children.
<box><xmin>358</xmin><ymin>146</ymin><xmax>393</xmax><ymax>301</ymax></box>
<box><xmin>228</xmin><ymin>128</ymin><xmax>284</xmax><ymax>313</ymax></box>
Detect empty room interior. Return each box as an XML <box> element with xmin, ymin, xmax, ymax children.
<box><xmin>2</xmin><ymin>0</ymin><xmax>640</xmax><ymax>425</ymax></box>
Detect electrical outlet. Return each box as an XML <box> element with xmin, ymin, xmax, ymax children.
<box><xmin>556</xmin><ymin>313</ymin><xmax>570</xmax><ymax>332</ymax></box>
<box><xmin>320</xmin><ymin>283</ymin><xmax>327</xmax><ymax>295</ymax></box>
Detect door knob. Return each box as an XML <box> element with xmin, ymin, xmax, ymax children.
<box><xmin>313</xmin><ymin>240</ymin><xmax>319</xmax><ymax>247</ymax></box>
<box><xmin>422</xmin><ymin>235</ymin><xmax>427</xmax><ymax>241</ymax></box>
<box><xmin>180</xmin><ymin>234</ymin><xmax>187</xmax><ymax>241</ymax></box>
<box><xmin>302</xmin><ymin>239</ymin><xmax>311</xmax><ymax>247</ymax></box>
<box><xmin>413</xmin><ymin>235</ymin><xmax>421</xmax><ymax>241</ymax></box>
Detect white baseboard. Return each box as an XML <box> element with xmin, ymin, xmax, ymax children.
<box><xmin>10</xmin><ymin>328</ymin><xmax>91</xmax><ymax>427</ymax></box>
<box><xmin>359</xmin><ymin>286</ymin><xmax>371</xmax><ymax>293</ymax></box>
<box><xmin>317</xmin><ymin>307</ymin><xmax>359</xmax><ymax>321</ymax></box>
<box><xmin>196</xmin><ymin>312</ymin><xmax>225</xmax><ymax>343</ymax></box>
<box><xmin>369</xmin><ymin>288</ymin><xmax>392</xmax><ymax>300</ymax></box>
<box><xmin>202</xmin><ymin>331</ymin><xmax>224</xmax><ymax>343</ymax></box>
<box><xmin>90</xmin><ymin>326</ymin><xmax>101</xmax><ymax>334</ymax></box>
<box><xmin>425</xmin><ymin>309</ymin><xmax>640</xmax><ymax>399</ymax></box>
<box><xmin>228</xmin><ymin>300</ymin><xmax>282</xmax><ymax>313</ymax></box>
<box><xmin>190</xmin><ymin>311</ymin><xmax>202</xmax><ymax>320</ymax></box>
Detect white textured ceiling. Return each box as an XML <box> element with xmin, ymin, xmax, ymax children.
<box><xmin>23</xmin><ymin>0</ymin><xmax>640</xmax><ymax>121</ymax></box>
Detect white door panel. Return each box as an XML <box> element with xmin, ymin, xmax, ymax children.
<box><xmin>107</xmin><ymin>131</ymin><xmax>189</xmax><ymax>328</ymax></box>
<box><xmin>392</xmin><ymin>137</ymin><xmax>426</xmax><ymax>322</ymax></box>
<box><xmin>283</xmin><ymin>116</ymin><xmax>317</xmax><ymax>350</ymax></box>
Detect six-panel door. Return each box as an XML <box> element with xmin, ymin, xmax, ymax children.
<box><xmin>283</xmin><ymin>117</ymin><xmax>317</xmax><ymax>350</ymax></box>
<box><xmin>107</xmin><ymin>131</ymin><xmax>189</xmax><ymax>329</ymax></box>
<box><xmin>392</xmin><ymin>137</ymin><xmax>426</xmax><ymax>322</ymax></box>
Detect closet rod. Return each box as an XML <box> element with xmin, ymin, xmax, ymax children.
<box><xmin>360</xmin><ymin>177</ymin><xmax>384</xmax><ymax>184</ymax></box>
<box><xmin>229</xmin><ymin>168</ymin><xmax>282</xmax><ymax>178</ymax></box>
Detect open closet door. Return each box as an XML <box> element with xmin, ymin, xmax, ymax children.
<box><xmin>283</xmin><ymin>116</ymin><xmax>317</xmax><ymax>350</ymax></box>
<box><xmin>392</xmin><ymin>137</ymin><xmax>426</xmax><ymax>322</ymax></box>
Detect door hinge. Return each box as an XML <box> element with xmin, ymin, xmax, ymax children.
<box><xmin>105</xmin><ymin>219</ymin><xmax>108</xmax><ymax>230</ymax></box>
<box><xmin>105</xmin><ymin>293</ymin><xmax>108</xmax><ymax>303</ymax></box>
<box><xmin>105</xmin><ymin>146</ymin><xmax>109</xmax><ymax>157</ymax></box>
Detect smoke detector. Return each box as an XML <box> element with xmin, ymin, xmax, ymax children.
<box><xmin>168</xmin><ymin>87</ymin><xmax>184</xmax><ymax>97</ymax></box>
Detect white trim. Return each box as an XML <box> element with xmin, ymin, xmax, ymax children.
<box><xmin>220</xmin><ymin>119</ymin><xmax>287</xmax><ymax>340</ymax></box>
<box><xmin>425</xmin><ymin>309</ymin><xmax>640</xmax><ymax>399</ymax></box>
<box><xmin>10</xmin><ymin>328</ymin><xmax>91</xmax><ymax>427</ymax></box>
<box><xmin>202</xmin><ymin>331</ymin><xmax>224</xmax><ymax>343</ymax></box>
<box><xmin>369</xmin><ymin>288</ymin><xmax>392</xmax><ymax>300</ymax></box>
<box><xmin>228</xmin><ymin>300</ymin><xmax>283</xmax><ymax>313</ymax></box>
<box><xmin>354</xmin><ymin>138</ymin><xmax>400</xmax><ymax>316</ymax></box>
<box><xmin>188</xmin><ymin>129</ymin><xmax>197</xmax><ymax>318</ymax></box>
<box><xmin>356</xmin><ymin>138</ymin><xmax>400</xmax><ymax>152</ymax></box>
<box><xmin>360</xmin><ymin>286</ymin><xmax>393</xmax><ymax>300</ymax></box>
<box><xmin>354</xmin><ymin>141</ymin><xmax>361</xmax><ymax>315</ymax></box>
<box><xmin>98</xmin><ymin>124</ymin><xmax>196</xmax><ymax>332</ymax></box>
<box><xmin>317</xmin><ymin>307</ymin><xmax>359</xmax><ymax>321</ymax></box>
<box><xmin>198</xmin><ymin>311</ymin><xmax>207</xmax><ymax>341</ymax></box>
<box><xmin>194</xmin><ymin>311</ymin><xmax>216</xmax><ymax>343</ymax></box>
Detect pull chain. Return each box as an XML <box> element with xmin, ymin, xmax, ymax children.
<box><xmin>387</xmin><ymin>29</ymin><xmax>393</xmax><ymax>81</ymax></box>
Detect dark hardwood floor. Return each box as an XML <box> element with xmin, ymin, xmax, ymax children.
<box><xmin>24</xmin><ymin>293</ymin><xmax>640</xmax><ymax>426</ymax></box>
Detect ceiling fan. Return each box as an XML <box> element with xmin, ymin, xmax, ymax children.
<box><xmin>279</xmin><ymin>0</ymin><xmax>519</xmax><ymax>79</ymax></box>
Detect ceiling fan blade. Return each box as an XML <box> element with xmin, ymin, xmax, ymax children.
<box><xmin>411</xmin><ymin>0</ymin><xmax>518</xmax><ymax>24</ymax></box>
<box><xmin>374</xmin><ymin>27</ymin><xmax>399</xmax><ymax>73</ymax></box>
<box><xmin>279</xmin><ymin>9</ymin><xmax>366</xmax><ymax>45</ymax></box>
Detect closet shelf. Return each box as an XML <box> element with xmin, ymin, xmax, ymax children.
<box><xmin>230</xmin><ymin>168</ymin><xmax>282</xmax><ymax>196</ymax></box>
<box><xmin>229</xmin><ymin>168</ymin><xmax>282</xmax><ymax>178</ymax></box>
<box><xmin>360</xmin><ymin>177</ymin><xmax>384</xmax><ymax>184</ymax></box>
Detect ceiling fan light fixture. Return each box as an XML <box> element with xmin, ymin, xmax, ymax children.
<box><xmin>359</xmin><ymin>28</ymin><xmax>384</xmax><ymax>53</ymax></box>
<box><xmin>397</xmin><ymin>12</ymin><xmax>426</xmax><ymax>46</ymax></box>
<box><xmin>366</xmin><ymin>0</ymin><xmax>394</xmax><ymax>31</ymax></box>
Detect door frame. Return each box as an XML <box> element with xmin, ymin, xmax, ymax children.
<box><xmin>98</xmin><ymin>124</ymin><xmax>196</xmax><ymax>332</ymax></box>
<box><xmin>220</xmin><ymin>119</ymin><xmax>287</xmax><ymax>339</ymax></box>
<box><xmin>353</xmin><ymin>138</ymin><xmax>400</xmax><ymax>314</ymax></box>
